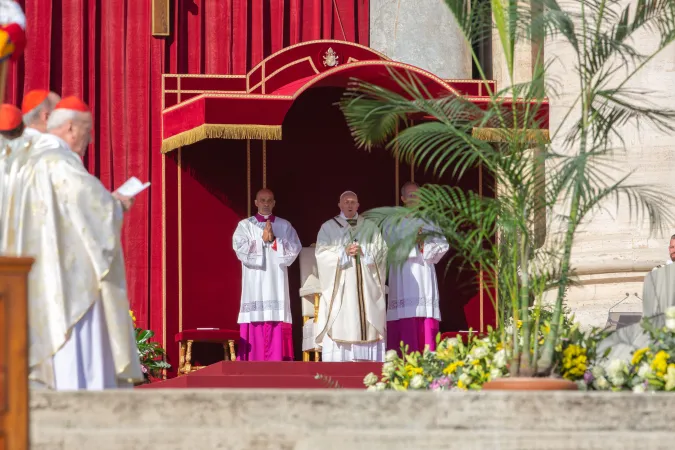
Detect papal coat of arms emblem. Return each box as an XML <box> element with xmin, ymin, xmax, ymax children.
<box><xmin>322</xmin><ymin>47</ymin><xmax>339</xmax><ymax>67</ymax></box>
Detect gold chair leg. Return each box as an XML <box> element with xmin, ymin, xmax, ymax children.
<box><xmin>314</xmin><ymin>351</ymin><xmax>320</xmax><ymax>362</ymax></box>
<box><xmin>303</xmin><ymin>351</ymin><xmax>309</xmax><ymax>362</ymax></box>
<box><xmin>178</xmin><ymin>341</ymin><xmax>186</xmax><ymax>376</ymax></box>
<box><xmin>228</xmin><ymin>339</ymin><xmax>236</xmax><ymax>361</ymax></box>
<box><xmin>185</xmin><ymin>340</ymin><xmax>193</xmax><ymax>373</ymax></box>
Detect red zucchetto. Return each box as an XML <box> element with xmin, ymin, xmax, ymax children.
<box><xmin>54</xmin><ymin>96</ymin><xmax>89</xmax><ymax>113</ymax></box>
<box><xmin>0</xmin><ymin>103</ymin><xmax>23</xmax><ymax>131</ymax></box>
<box><xmin>21</xmin><ymin>89</ymin><xmax>50</xmax><ymax>114</ymax></box>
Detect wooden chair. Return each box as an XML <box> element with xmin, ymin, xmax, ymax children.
<box><xmin>299</xmin><ymin>246</ymin><xmax>321</xmax><ymax>361</ymax></box>
<box><xmin>174</xmin><ymin>329</ymin><xmax>239</xmax><ymax>375</ymax></box>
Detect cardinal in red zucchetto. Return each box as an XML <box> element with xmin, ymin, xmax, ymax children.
<box><xmin>0</xmin><ymin>102</ymin><xmax>24</xmax><ymax>218</ymax></box>
<box><xmin>1</xmin><ymin>96</ymin><xmax>144</xmax><ymax>391</ymax></box>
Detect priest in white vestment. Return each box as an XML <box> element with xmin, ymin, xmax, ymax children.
<box><xmin>1</xmin><ymin>96</ymin><xmax>143</xmax><ymax>390</ymax></box>
<box><xmin>0</xmin><ymin>91</ymin><xmax>60</xmax><ymax>224</ymax></box>
<box><xmin>315</xmin><ymin>191</ymin><xmax>388</xmax><ymax>362</ymax></box>
<box><xmin>0</xmin><ymin>103</ymin><xmax>32</xmax><ymax>240</ymax></box>
<box><xmin>384</xmin><ymin>182</ymin><xmax>449</xmax><ymax>354</ymax></box>
<box><xmin>232</xmin><ymin>188</ymin><xmax>301</xmax><ymax>361</ymax></box>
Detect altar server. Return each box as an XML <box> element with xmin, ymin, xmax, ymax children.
<box><xmin>1</xmin><ymin>96</ymin><xmax>143</xmax><ymax>390</ymax></box>
<box><xmin>315</xmin><ymin>191</ymin><xmax>388</xmax><ymax>362</ymax></box>
<box><xmin>385</xmin><ymin>182</ymin><xmax>449</xmax><ymax>353</ymax></box>
<box><xmin>232</xmin><ymin>188</ymin><xmax>302</xmax><ymax>361</ymax></box>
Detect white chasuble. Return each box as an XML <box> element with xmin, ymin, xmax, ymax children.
<box><xmin>233</xmin><ymin>216</ymin><xmax>301</xmax><ymax>324</ymax></box>
<box><xmin>384</xmin><ymin>218</ymin><xmax>449</xmax><ymax>321</ymax></box>
<box><xmin>0</xmin><ymin>128</ymin><xmax>40</xmax><ymax>241</ymax></box>
<box><xmin>315</xmin><ymin>215</ymin><xmax>388</xmax><ymax>362</ymax></box>
<box><xmin>1</xmin><ymin>133</ymin><xmax>143</xmax><ymax>389</ymax></box>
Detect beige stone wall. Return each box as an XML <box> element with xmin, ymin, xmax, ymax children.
<box><xmin>30</xmin><ymin>389</ymin><xmax>675</xmax><ymax>450</ymax></box>
<box><xmin>369</xmin><ymin>0</ymin><xmax>472</xmax><ymax>79</ymax></box>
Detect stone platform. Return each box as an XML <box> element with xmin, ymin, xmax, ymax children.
<box><xmin>31</xmin><ymin>389</ymin><xmax>675</xmax><ymax>450</ymax></box>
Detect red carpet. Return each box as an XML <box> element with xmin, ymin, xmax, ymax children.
<box><xmin>137</xmin><ymin>362</ymin><xmax>382</xmax><ymax>389</ymax></box>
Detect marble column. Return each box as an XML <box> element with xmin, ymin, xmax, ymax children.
<box><xmin>369</xmin><ymin>0</ymin><xmax>472</xmax><ymax>79</ymax></box>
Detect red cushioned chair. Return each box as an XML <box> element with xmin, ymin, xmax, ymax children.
<box><xmin>174</xmin><ymin>329</ymin><xmax>240</xmax><ymax>375</ymax></box>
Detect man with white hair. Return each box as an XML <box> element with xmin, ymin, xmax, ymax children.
<box><xmin>385</xmin><ymin>182</ymin><xmax>449</xmax><ymax>354</ymax></box>
<box><xmin>315</xmin><ymin>191</ymin><xmax>388</xmax><ymax>362</ymax></box>
<box><xmin>22</xmin><ymin>89</ymin><xmax>61</xmax><ymax>132</ymax></box>
<box><xmin>1</xmin><ymin>96</ymin><xmax>143</xmax><ymax>390</ymax></box>
<box><xmin>0</xmin><ymin>91</ymin><xmax>61</xmax><ymax>215</ymax></box>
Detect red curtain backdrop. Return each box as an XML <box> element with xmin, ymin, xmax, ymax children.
<box><xmin>7</xmin><ymin>0</ymin><xmax>369</xmax><ymax>349</ymax></box>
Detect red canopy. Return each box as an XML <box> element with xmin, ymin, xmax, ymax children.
<box><xmin>161</xmin><ymin>40</ymin><xmax>548</xmax><ymax>153</ymax></box>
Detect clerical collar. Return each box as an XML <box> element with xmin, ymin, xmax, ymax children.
<box><xmin>255</xmin><ymin>213</ymin><xmax>275</xmax><ymax>223</ymax></box>
<box><xmin>339</xmin><ymin>212</ymin><xmax>358</xmax><ymax>221</ymax></box>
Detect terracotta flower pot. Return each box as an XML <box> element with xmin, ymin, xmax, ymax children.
<box><xmin>482</xmin><ymin>377</ymin><xmax>578</xmax><ymax>391</ymax></box>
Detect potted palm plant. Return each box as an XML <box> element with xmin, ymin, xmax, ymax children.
<box><xmin>341</xmin><ymin>0</ymin><xmax>675</xmax><ymax>387</ymax></box>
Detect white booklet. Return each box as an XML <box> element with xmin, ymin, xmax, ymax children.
<box><xmin>115</xmin><ymin>177</ymin><xmax>150</xmax><ymax>198</ymax></box>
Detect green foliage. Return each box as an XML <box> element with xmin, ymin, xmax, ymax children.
<box><xmin>341</xmin><ymin>0</ymin><xmax>675</xmax><ymax>377</ymax></box>
<box><xmin>129</xmin><ymin>311</ymin><xmax>170</xmax><ymax>380</ymax></box>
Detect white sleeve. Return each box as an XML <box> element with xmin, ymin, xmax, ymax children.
<box><xmin>273</xmin><ymin>223</ymin><xmax>302</xmax><ymax>267</ymax></box>
<box><xmin>232</xmin><ymin>222</ymin><xmax>264</xmax><ymax>269</ymax></box>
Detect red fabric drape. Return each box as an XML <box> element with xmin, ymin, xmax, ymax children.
<box><xmin>8</xmin><ymin>1</ymin><xmax>368</xmax><ymax>352</ymax></box>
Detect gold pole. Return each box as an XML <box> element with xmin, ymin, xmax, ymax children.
<box><xmin>0</xmin><ymin>61</ymin><xmax>9</xmax><ymax>102</ymax></box>
<box><xmin>479</xmin><ymin>164</ymin><xmax>483</xmax><ymax>333</ymax></box>
<box><xmin>262</xmin><ymin>140</ymin><xmax>267</xmax><ymax>188</ymax></box>
<box><xmin>394</xmin><ymin>123</ymin><xmax>399</xmax><ymax>206</ymax></box>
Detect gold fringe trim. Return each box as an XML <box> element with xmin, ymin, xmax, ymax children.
<box><xmin>161</xmin><ymin>124</ymin><xmax>282</xmax><ymax>153</ymax></box>
<box><xmin>472</xmin><ymin>127</ymin><xmax>550</xmax><ymax>144</ymax></box>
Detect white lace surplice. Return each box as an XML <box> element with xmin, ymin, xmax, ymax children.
<box><xmin>232</xmin><ymin>216</ymin><xmax>301</xmax><ymax>324</ymax></box>
<box><xmin>384</xmin><ymin>218</ymin><xmax>449</xmax><ymax>321</ymax></box>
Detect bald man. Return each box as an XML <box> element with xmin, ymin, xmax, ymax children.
<box><xmin>232</xmin><ymin>188</ymin><xmax>302</xmax><ymax>361</ymax></box>
<box><xmin>315</xmin><ymin>191</ymin><xmax>388</xmax><ymax>362</ymax></box>
<box><xmin>1</xmin><ymin>96</ymin><xmax>142</xmax><ymax>390</ymax></box>
<box><xmin>385</xmin><ymin>182</ymin><xmax>449</xmax><ymax>354</ymax></box>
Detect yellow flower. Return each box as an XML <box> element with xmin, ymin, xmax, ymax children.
<box><xmin>516</xmin><ymin>320</ymin><xmax>523</xmax><ymax>329</ymax></box>
<box><xmin>496</xmin><ymin>343</ymin><xmax>504</xmax><ymax>351</ymax></box>
<box><xmin>129</xmin><ymin>310</ymin><xmax>137</xmax><ymax>325</ymax></box>
<box><xmin>561</xmin><ymin>344</ymin><xmax>588</xmax><ymax>380</ymax></box>
<box><xmin>443</xmin><ymin>360</ymin><xmax>464</xmax><ymax>375</ymax></box>
<box><xmin>631</xmin><ymin>347</ymin><xmax>650</xmax><ymax>366</ymax></box>
<box><xmin>471</xmin><ymin>359</ymin><xmax>480</xmax><ymax>366</ymax></box>
<box><xmin>404</xmin><ymin>364</ymin><xmax>423</xmax><ymax>377</ymax></box>
<box><xmin>651</xmin><ymin>350</ymin><xmax>670</xmax><ymax>374</ymax></box>
<box><xmin>457</xmin><ymin>380</ymin><xmax>466</xmax><ymax>389</ymax></box>
<box><xmin>542</xmin><ymin>324</ymin><xmax>551</xmax><ymax>335</ymax></box>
